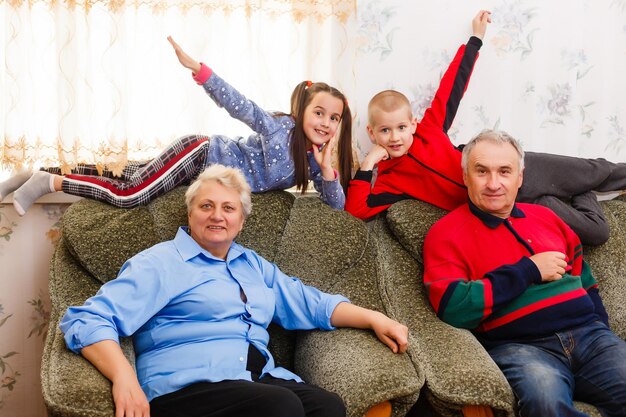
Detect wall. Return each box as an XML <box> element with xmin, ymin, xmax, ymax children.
<box><xmin>350</xmin><ymin>0</ymin><xmax>626</xmax><ymax>162</ymax></box>
<box><xmin>0</xmin><ymin>200</ymin><xmax>72</xmax><ymax>417</ymax></box>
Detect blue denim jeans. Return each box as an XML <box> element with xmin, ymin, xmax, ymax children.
<box><xmin>486</xmin><ymin>321</ymin><xmax>626</xmax><ymax>417</ymax></box>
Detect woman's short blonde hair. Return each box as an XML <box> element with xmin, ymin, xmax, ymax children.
<box><xmin>185</xmin><ymin>165</ymin><xmax>252</xmax><ymax>217</ymax></box>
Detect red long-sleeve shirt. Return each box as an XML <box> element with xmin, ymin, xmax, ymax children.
<box><xmin>346</xmin><ymin>36</ymin><xmax>483</xmax><ymax>220</ymax></box>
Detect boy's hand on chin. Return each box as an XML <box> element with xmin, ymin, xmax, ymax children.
<box><xmin>361</xmin><ymin>145</ymin><xmax>390</xmax><ymax>170</ymax></box>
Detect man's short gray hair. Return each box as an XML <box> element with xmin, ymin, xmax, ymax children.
<box><xmin>461</xmin><ymin>129</ymin><xmax>525</xmax><ymax>174</ymax></box>
<box><xmin>185</xmin><ymin>165</ymin><xmax>252</xmax><ymax>217</ymax></box>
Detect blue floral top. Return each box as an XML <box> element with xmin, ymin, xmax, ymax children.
<box><xmin>201</xmin><ymin>69</ymin><xmax>345</xmax><ymax>209</ymax></box>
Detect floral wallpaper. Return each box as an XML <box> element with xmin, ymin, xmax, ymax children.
<box><xmin>351</xmin><ymin>0</ymin><xmax>626</xmax><ymax>162</ymax></box>
<box><xmin>489</xmin><ymin>2</ymin><xmax>537</xmax><ymax>59</ymax></box>
<box><xmin>0</xmin><ymin>203</ymin><xmax>64</xmax><ymax>416</ymax></box>
<box><xmin>0</xmin><ymin>306</ymin><xmax>20</xmax><ymax>409</ymax></box>
<box><xmin>355</xmin><ymin>2</ymin><xmax>397</xmax><ymax>60</ymax></box>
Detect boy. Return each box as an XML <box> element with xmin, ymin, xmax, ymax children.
<box><xmin>345</xmin><ymin>11</ymin><xmax>626</xmax><ymax>246</ymax></box>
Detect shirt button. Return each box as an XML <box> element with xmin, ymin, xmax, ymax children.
<box><xmin>239</xmin><ymin>357</ymin><xmax>244</xmax><ymax>362</ymax></box>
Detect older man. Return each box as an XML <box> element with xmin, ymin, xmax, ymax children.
<box><xmin>423</xmin><ymin>130</ymin><xmax>626</xmax><ymax>417</ymax></box>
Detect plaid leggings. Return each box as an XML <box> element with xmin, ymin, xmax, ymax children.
<box><xmin>48</xmin><ymin>135</ymin><xmax>210</xmax><ymax>208</ymax></box>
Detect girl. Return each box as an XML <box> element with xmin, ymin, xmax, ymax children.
<box><xmin>0</xmin><ymin>37</ymin><xmax>353</xmax><ymax>215</ymax></box>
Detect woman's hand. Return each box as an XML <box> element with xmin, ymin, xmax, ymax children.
<box><xmin>311</xmin><ymin>136</ymin><xmax>337</xmax><ymax>181</ymax></box>
<box><xmin>112</xmin><ymin>377</ymin><xmax>150</xmax><ymax>417</ymax></box>
<box><xmin>330</xmin><ymin>302</ymin><xmax>409</xmax><ymax>354</ymax></box>
<box><xmin>370</xmin><ymin>312</ymin><xmax>409</xmax><ymax>354</ymax></box>
<box><xmin>472</xmin><ymin>10</ymin><xmax>492</xmax><ymax>40</ymax></box>
<box><xmin>167</xmin><ymin>36</ymin><xmax>202</xmax><ymax>74</ymax></box>
<box><xmin>81</xmin><ymin>340</ymin><xmax>150</xmax><ymax>417</ymax></box>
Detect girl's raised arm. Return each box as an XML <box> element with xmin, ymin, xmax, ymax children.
<box><xmin>168</xmin><ymin>36</ymin><xmax>201</xmax><ymax>74</ymax></box>
<box><xmin>168</xmin><ymin>36</ymin><xmax>282</xmax><ymax>137</ymax></box>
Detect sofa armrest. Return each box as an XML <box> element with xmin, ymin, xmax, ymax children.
<box><xmin>42</xmin><ymin>241</ymin><xmax>136</xmax><ymax>417</ymax></box>
<box><xmin>411</xmin><ymin>315</ymin><xmax>516</xmax><ymax>416</ymax></box>
<box><xmin>294</xmin><ymin>328</ymin><xmax>422</xmax><ymax>417</ymax></box>
<box><xmin>41</xmin><ymin>311</ymin><xmax>114</xmax><ymax>417</ymax></box>
<box><xmin>370</xmin><ymin>218</ymin><xmax>516</xmax><ymax>417</ymax></box>
<box><xmin>42</xmin><ymin>314</ymin><xmax>136</xmax><ymax>417</ymax></box>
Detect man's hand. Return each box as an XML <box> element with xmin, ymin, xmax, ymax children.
<box><xmin>530</xmin><ymin>251</ymin><xmax>568</xmax><ymax>282</ymax></box>
<box><xmin>472</xmin><ymin>10</ymin><xmax>492</xmax><ymax>40</ymax></box>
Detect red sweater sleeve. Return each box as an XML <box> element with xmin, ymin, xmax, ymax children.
<box><xmin>555</xmin><ymin>211</ymin><xmax>609</xmax><ymax>324</ymax></box>
<box><xmin>419</xmin><ymin>36</ymin><xmax>482</xmax><ymax>134</ymax></box>
<box><xmin>345</xmin><ymin>170</ymin><xmax>391</xmax><ymax>220</ymax></box>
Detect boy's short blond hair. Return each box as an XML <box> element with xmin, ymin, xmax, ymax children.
<box><xmin>368</xmin><ymin>90</ymin><xmax>413</xmax><ymax>126</ymax></box>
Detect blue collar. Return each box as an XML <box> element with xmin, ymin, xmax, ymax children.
<box><xmin>468</xmin><ymin>199</ymin><xmax>526</xmax><ymax>229</ymax></box>
<box><xmin>174</xmin><ymin>227</ymin><xmax>247</xmax><ymax>262</ymax></box>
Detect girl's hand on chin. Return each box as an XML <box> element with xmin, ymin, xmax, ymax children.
<box><xmin>312</xmin><ymin>136</ymin><xmax>337</xmax><ymax>181</ymax></box>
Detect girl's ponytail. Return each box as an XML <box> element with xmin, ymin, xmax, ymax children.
<box><xmin>336</xmin><ymin>100</ymin><xmax>353</xmax><ymax>194</ymax></box>
<box><xmin>290</xmin><ymin>81</ymin><xmax>312</xmax><ymax>193</ymax></box>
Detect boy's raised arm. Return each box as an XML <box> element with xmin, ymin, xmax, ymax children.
<box><xmin>418</xmin><ymin>11</ymin><xmax>490</xmax><ymax>134</ymax></box>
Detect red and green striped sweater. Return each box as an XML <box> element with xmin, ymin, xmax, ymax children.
<box><xmin>423</xmin><ymin>201</ymin><xmax>608</xmax><ymax>342</ymax></box>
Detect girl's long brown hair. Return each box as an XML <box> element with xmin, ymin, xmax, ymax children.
<box><xmin>289</xmin><ymin>81</ymin><xmax>353</xmax><ymax>194</ymax></box>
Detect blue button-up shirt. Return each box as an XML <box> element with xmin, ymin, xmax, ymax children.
<box><xmin>60</xmin><ymin>227</ymin><xmax>349</xmax><ymax>401</ymax></box>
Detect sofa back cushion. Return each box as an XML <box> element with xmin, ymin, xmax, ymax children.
<box><xmin>62</xmin><ymin>199</ymin><xmax>163</xmax><ymax>284</ymax></box>
<box><xmin>583</xmin><ymin>200</ymin><xmax>626</xmax><ymax>338</ymax></box>
<box><xmin>385</xmin><ymin>200</ymin><xmax>447</xmax><ymax>265</ymax></box>
<box><xmin>273</xmin><ymin>196</ymin><xmax>381</xmax><ymax>310</ymax></box>
<box><xmin>61</xmin><ymin>188</ymin><xmax>295</xmax><ymax>284</ymax></box>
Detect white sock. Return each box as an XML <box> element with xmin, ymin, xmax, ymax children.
<box><xmin>594</xmin><ymin>190</ymin><xmax>626</xmax><ymax>201</ymax></box>
<box><xmin>0</xmin><ymin>170</ymin><xmax>33</xmax><ymax>201</ymax></box>
<box><xmin>12</xmin><ymin>171</ymin><xmax>56</xmax><ymax>216</ymax></box>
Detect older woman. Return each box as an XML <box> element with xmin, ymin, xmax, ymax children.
<box><xmin>60</xmin><ymin>164</ymin><xmax>409</xmax><ymax>417</ymax></box>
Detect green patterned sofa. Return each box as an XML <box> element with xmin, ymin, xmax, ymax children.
<box><xmin>381</xmin><ymin>196</ymin><xmax>626</xmax><ymax>417</ymax></box>
<box><xmin>41</xmin><ymin>186</ymin><xmax>626</xmax><ymax>417</ymax></box>
<box><xmin>41</xmin><ymin>189</ymin><xmax>423</xmax><ymax>417</ymax></box>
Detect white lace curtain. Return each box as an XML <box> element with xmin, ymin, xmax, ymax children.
<box><xmin>3</xmin><ymin>0</ymin><xmax>625</xmax><ymax>178</ymax></box>
<box><xmin>1</xmin><ymin>0</ymin><xmax>356</xmax><ymax>175</ymax></box>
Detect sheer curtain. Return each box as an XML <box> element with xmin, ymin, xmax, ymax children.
<box><xmin>0</xmin><ymin>2</ymin><xmax>356</xmax><ymax>416</ymax></box>
<box><xmin>1</xmin><ymin>0</ymin><xmax>356</xmax><ymax>175</ymax></box>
